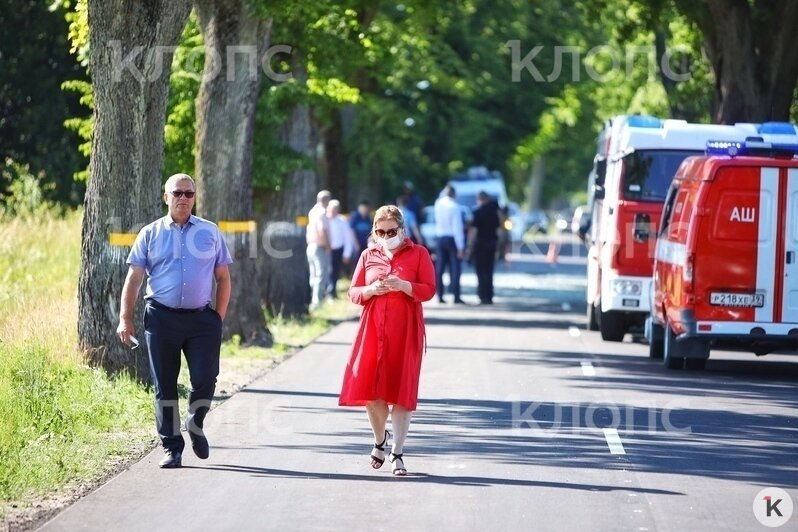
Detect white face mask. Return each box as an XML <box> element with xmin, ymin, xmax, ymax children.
<box><xmin>379</xmin><ymin>232</ymin><xmax>404</xmax><ymax>250</ymax></box>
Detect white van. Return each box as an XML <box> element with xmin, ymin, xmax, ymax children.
<box><xmin>449</xmin><ymin>166</ymin><xmax>509</xmax><ymax>209</ymax></box>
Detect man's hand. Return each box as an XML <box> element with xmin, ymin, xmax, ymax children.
<box><xmin>117</xmin><ymin>318</ymin><xmax>136</xmax><ymax>346</ymax></box>
<box><xmin>118</xmin><ymin>266</ymin><xmax>145</xmax><ymax>347</ymax></box>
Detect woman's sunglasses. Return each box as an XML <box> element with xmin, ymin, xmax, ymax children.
<box><xmin>169</xmin><ymin>190</ymin><xmax>196</xmax><ymax>198</ymax></box>
<box><xmin>374</xmin><ymin>227</ymin><xmax>400</xmax><ymax>238</ymax></box>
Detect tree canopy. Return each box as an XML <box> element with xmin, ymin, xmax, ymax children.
<box><xmin>2</xmin><ymin>0</ymin><xmax>798</xmax><ymax>211</ymax></box>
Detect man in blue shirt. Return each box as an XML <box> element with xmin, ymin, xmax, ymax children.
<box><xmin>117</xmin><ymin>173</ymin><xmax>232</xmax><ymax>468</ymax></box>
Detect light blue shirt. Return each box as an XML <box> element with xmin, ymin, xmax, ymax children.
<box><xmin>127</xmin><ymin>215</ymin><xmax>233</xmax><ymax>309</ymax></box>
<box><xmin>434</xmin><ymin>195</ymin><xmax>465</xmax><ymax>250</ymax></box>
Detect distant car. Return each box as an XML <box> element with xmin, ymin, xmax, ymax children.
<box><xmin>525</xmin><ymin>210</ymin><xmax>549</xmax><ymax>235</ymax></box>
<box><xmin>571</xmin><ymin>205</ymin><xmax>590</xmax><ymax>239</ymax></box>
<box><xmin>420</xmin><ymin>206</ymin><xmax>437</xmax><ymax>251</ymax></box>
<box><xmin>554</xmin><ymin>209</ymin><xmax>574</xmax><ymax>233</ymax></box>
<box><xmin>420</xmin><ymin>204</ymin><xmax>471</xmax><ymax>254</ymax></box>
<box><xmin>505</xmin><ymin>201</ymin><xmax>526</xmax><ymax>242</ymax></box>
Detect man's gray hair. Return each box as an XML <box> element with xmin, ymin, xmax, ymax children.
<box><xmin>164</xmin><ymin>173</ymin><xmax>195</xmax><ymax>192</ymax></box>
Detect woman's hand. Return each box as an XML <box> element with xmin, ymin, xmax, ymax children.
<box><xmin>367</xmin><ymin>279</ymin><xmax>392</xmax><ymax>298</ymax></box>
<box><xmin>382</xmin><ymin>275</ymin><xmax>412</xmax><ymax>296</ymax></box>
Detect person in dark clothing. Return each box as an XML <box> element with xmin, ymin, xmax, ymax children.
<box><xmin>468</xmin><ymin>191</ymin><xmax>501</xmax><ymax>305</ymax></box>
<box><xmin>401</xmin><ymin>181</ymin><xmax>424</xmax><ymax>224</ymax></box>
<box><xmin>349</xmin><ymin>201</ymin><xmax>373</xmax><ymax>253</ymax></box>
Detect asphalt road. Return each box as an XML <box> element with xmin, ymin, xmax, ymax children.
<box><xmin>41</xmin><ymin>237</ymin><xmax>798</xmax><ymax>531</ymax></box>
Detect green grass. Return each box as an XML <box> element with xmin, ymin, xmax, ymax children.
<box><xmin>0</xmin><ymin>346</ymin><xmax>152</xmax><ymax>502</ymax></box>
<box><xmin>0</xmin><ymin>211</ymin><xmax>154</xmax><ymax>506</ymax></box>
<box><xmin>0</xmin><ymin>210</ymin><xmax>359</xmax><ymax>512</ymax></box>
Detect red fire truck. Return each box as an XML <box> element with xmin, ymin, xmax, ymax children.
<box><xmin>647</xmin><ymin>130</ymin><xmax>798</xmax><ymax>369</ymax></box>
<box><xmin>585</xmin><ymin>116</ymin><xmax>762</xmax><ymax>342</ymax></box>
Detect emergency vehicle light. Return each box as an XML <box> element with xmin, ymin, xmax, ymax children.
<box><xmin>758</xmin><ymin>122</ymin><xmax>798</xmax><ymax>135</ymax></box>
<box><xmin>626</xmin><ymin>115</ymin><xmax>662</xmax><ymax>129</ymax></box>
<box><xmin>705</xmin><ymin>139</ymin><xmax>798</xmax><ymax>158</ymax></box>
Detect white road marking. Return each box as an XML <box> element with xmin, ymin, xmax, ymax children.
<box><xmin>603</xmin><ymin>428</ymin><xmax>626</xmax><ymax>454</ymax></box>
<box><xmin>568</xmin><ymin>326</ymin><xmax>581</xmax><ymax>337</ymax></box>
<box><xmin>580</xmin><ymin>361</ymin><xmax>596</xmax><ymax>376</ymax></box>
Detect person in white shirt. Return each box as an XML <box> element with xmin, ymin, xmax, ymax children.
<box><xmin>433</xmin><ymin>184</ymin><xmax>465</xmax><ymax>303</ymax></box>
<box><xmin>307</xmin><ymin>190</ymin><xmax>332</xmax><ymax>310</ymax></box>
<box><xmin>326</xmin><ymin>199</ymin><xmax>356</xmax><ymax>298</ymax></box>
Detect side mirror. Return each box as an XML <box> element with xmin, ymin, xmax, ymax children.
<box><xmin>593</xmin><ymin>184</ymin><xmax>605</xmax><ymax>200</ymax></box>
<box><xmin>633</xmin><ymin>213</ymin><xmax>651</xmax><ymax>242</ymax></box>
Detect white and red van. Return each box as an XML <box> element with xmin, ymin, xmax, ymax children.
<box><xmin>585</xmin><ymin>116</ymin><xmax>762</xmax><ymax>342</ymax></box>
<box><xmin>647</xmin><ymin>131</ymin><xmax>798</xmax><ymax>369</ymax></box>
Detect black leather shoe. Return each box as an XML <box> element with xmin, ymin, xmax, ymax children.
<box><xmin>453</xmin><ymin>298</ymin><xmax>467</xmax><ymax>305</ymax></box>
<box><xmin>188</xmin><ymin>427</ymin><xmax>210</xmax><ymax>459</ymax></box>
<box><xmin>158</xmin><ymin>450</ymin><xmax>182</xmax><ymax>468</ymax></box>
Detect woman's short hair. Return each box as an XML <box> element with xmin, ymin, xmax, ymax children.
<box><xmin>373</xmin><ymin>205</ymin><xmax>404</xmax><ymax>229</ymax></box>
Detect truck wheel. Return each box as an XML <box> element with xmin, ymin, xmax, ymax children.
<box><xmin>685</xmin><ymin>358</ymin><xmax>707</xmax><ymax>370</ymax></box>
<box><xmin>586</xmin><ymin>301</ymin><xmax>599</xmax><ymax>331</ymax></box>
<box><xmin>648</xmin><ymin>321</ymin><xmax>664</xmax><ymax>359</ymax></box>
<box><xmin>663</xmin><ymin>324</ymin><xmax>685</xmax><ymax>369</ymax></box>
<box><xmin>599</xmin><ymin>309</ymin><xmax>626</xmax><ymax>342</ymax></box>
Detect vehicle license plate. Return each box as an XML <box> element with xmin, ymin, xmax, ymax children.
<box><xmin>709</xmin><ymin>292</ymin><xmax>764</xmax><ymax>307</ymax></box>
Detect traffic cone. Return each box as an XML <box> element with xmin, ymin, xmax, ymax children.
<box><xmin>546</xmin><ymin>241</ymin><xmax>560</xmax><ymax>263</ymax></box>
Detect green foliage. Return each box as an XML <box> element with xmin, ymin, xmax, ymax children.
<box><xmin>252</xmin><ymin>80</ymin><xmax>316</xmax><ymax>190</ymax></box>
<box><xmin>0</xmin><ymin>1</ymin><xmax>87</xmax><ymax>204</ymax></box>
<box><xmin>0</xmin><ymin>160</ymin><xmax>59</xmax><ymax>219</ymax></box>
<box><xmin>56</xmin><ymin>0</ymin><xmax>89</xmax><ymax>66</ymax></box>
<box><xmin>163</xmin><ymin>15</ymin><xmax>203</xmax><ymax>177</ymax></box>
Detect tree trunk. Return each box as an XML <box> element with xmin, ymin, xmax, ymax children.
<box><xmin>194</xmin><ymin>0</ymin><xmax>273</xmax><ymax>346</ymax></box>
<box><xmin>256</xmin><ymin>57</ymin><xmax>321</xmax><ymax>318</ymax></box>
<box><xmin>79</xmin><ymin>0</ymin><xmax>191</xmax><ymax>380</ymax></box>
<box><xmin>324</xmin><ymin>110</ymin><xmax>348</xmax><ymax>208</ymax></box>
<box><xmin>693</xmin><ymin>0</ymin><xmax>798</xmax><ymax>123</ymax></box>
<box><xmin>527</xmin><ymin>157</ymin><xmax>545</xmax><ymax>211</ymax></box>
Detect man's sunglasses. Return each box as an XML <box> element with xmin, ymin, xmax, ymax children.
<box><xmin>169</xmin><ymin>190</ymin><xmax>195</xmax><ymax>198</ymax></box>
<box><xmin>374</xmin><ymin>227</ymin><xmax>400</xmax><ymax>238</ymax></box>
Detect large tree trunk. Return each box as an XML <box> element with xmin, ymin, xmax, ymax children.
<box><xmin>693</xmin><ymin>0</ymin><xmax>798</xmax><ymax>123</ymax></box>
<box><xmin>256</xmin><ymin>57</ymin><xmax>322</xmax><ymax>318</ymax></box>
<box><xmin>323</xmin><ymin>110</ymin><xmax>348</xmax><ymax>208</ymax></box>
<box><xmin>79</xmin><ymin>0</ymin><xmax>191</xmax><ymax>380</ymax></box>
<box><xmin>194</xmin><ymin>0</ymin><xmax>273</xmax><ymax>346</ymax></box>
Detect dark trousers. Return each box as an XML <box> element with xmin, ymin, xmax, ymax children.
<box><xmin>474</xmin><ymin>239</ymin><xmax>497</xmax><ymax>303</ymax></box>
<box><xmin>144</xmin><ymin>303</ymin><xmax>222</xmax><ymax>453</ymax></box>
<box><xmin>436</xmin><ymin>236</ymin><xmax>461</xmax><ymax>300</ymax></box>
<box><xmin>329</xmin><ymin>247</ymin><xmax>344</xmax><ymax>298</ymax></box>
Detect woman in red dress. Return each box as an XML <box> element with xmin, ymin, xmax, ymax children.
<box><xmin>339</xmin><ymin>205</ymin><xmax>436</xmax><ymax>476</ymax></box>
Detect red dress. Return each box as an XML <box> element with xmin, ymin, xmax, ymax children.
<box><xmin>339</xmin><ymin>240</ymin><xmax>436</xmax><ymax>411</ymax></box>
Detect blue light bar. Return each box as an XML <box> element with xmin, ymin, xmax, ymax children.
<box><xmin>706</xmin><ymin>138</ymin><xmax>798</xmax><ymax>157</ymax></box>
<box><xmin>626</xmin><ymin>115</ymin><xmax>662</xmax><ymax>129</ymax></box>
<box><xmin>758</xmin><ymin>122</ymin><xmax>798</xmax><ymax>135</ymax></box>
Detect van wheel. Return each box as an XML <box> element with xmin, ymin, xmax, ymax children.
<box><xmin>648</xmin><ymin>321</ymin><xmax>664</xmax><ymax>359</ymax></box>
<box><xmin>599</xmin><ymin>309</ymin><xmax>626</xmax><ymax>342</ymax></box>
<box><xmin>685</xmin><ymin>358</ymin><xmax>707</xmax><ymax>370</ymax></box>
<box><xmin>663</xmin><ymin>324</ymin><xmax>685</xmax><ymax>369</ymax></box>
<box><xmin>586</xmin><ymin>301</ymin><xmax>599</xmax><ymax>331</ymax></box>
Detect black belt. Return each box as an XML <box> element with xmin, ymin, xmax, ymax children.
<box><xmin>147</xmin><ymin>299</ymin><xmax>209</xmax><ymax>313</ymax></box>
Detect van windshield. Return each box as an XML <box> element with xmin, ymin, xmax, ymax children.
<box><xmin>621</xmin><ymin>150</ymin><xmax>698</xmax><ymax>202</ymax></box>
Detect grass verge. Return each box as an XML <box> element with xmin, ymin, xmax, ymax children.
<box><xmin>0</xmin><ymin>210</ymin><xmax>358</xmax><ymax>526</ymax></box>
